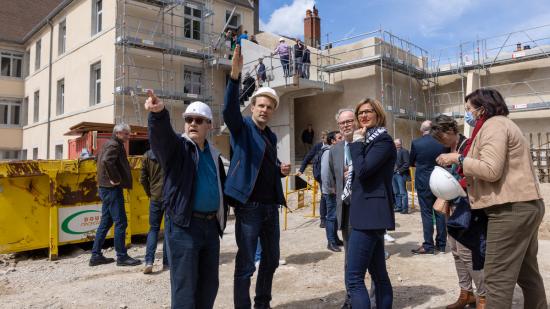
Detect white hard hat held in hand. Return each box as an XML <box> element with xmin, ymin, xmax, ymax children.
<box><xmin>429</xmin><ymin>166</ymin><xmax>467</xmax><ymax>200</ymax></box>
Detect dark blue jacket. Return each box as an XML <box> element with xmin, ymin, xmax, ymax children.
<box><xmin>410</xmin><ymin>135</ymin><xmax>447</xmax><ymax>192</ymax></box>
<box><xmin>299</xmin><ymin>141</ymin><xmax>323</xmax><ymax>173</ymax></box>
<box><xmin>349</xmin><ymin>133</ymin><xmax>396</xmax><ymax>230</ymax></box>
<box><xmin>223</xmin><ymin>78</ymin><xmax>286</xmax><ymax>206</ymax></box>
<box><xmin>148</xmin><ymin>109</ymin><xmax>228</xmax><ymax>236</ymax></box>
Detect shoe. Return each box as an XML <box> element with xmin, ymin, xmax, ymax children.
<box><xmin>162</xmin><ymin>264</ymin><xmax>169</xmax><ymax>271</ymax></box>
<box><xmin>400</xmin><ymin>210</ymin><xmax>409</xmax><ymax>214</ymax></box>
<box><xmin>327</xmin><ymin>243</ymin><xmax>342</xmax><ymax>252</ymax></box>
<box><xmin>384</xmin><ymin>250</ymin><xmax>391</xmax><ymax>260</ymax></box>
<box><xmin>446</xmin><ymin>289</ymin><xmax>476</xmax><ymax>309</ymax></box>
<box><xmin>143</xmin><ymin>263</ymin><xmax>153</xmax><ymax>274</ymax></box>
<box><xmin>319</xmin><ymin>220</ymin><xmax>326</xmax><ymax>228</ymax></box>
<box><xmin>477</xmin><ymin>296</ymin><xmax>486</xmax><ymax>309</ymax></box>
<box><xmin>384</xmin><ymin>234</ymin><xmax>395</xmax><ymax>243</ymax></box>
<box><xmin>335</xmin><ymin>239</ymin><xmax>344</xmax><ymax>246</ymax></box>
<box><xmin>89</xmin><ymin>255</ymin><xmax>115</xmax><ymax>267</ymax></box>
<box><xmin>411</xmin><ymin>246</ymin><xmax>435</xmax><ymax>255</ymax></box>
<box><xmin>278</xmin><ymin>259</ymin><xmax>287</xmax><ymax>265</ymax></box>
<box><xmin>393</xmin><ymin>207</ymin><xmax>402</xmax><ymax>212</ymax></box>
<box><xmin>117</xmin><ymin>256</ymin><xmax>142</xmax><ymax>266</ymax></box>
<box><xmin>437</xmin><ymin>246</ymin><xmax>446</xmax><ymax>254</ymax></box>
<box><xmin>255</xmin><ymin>261</ymin><xmax>260</xmax><ymax>268</ymax></box>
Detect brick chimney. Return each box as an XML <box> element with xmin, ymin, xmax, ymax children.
<box><xmin>304</xmin><ymin>5</ymin><xmax>321</xmax><ymax>48</ymax></box>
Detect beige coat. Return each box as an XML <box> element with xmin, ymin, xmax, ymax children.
<box><xmin>463</xmin><ymin>116</ymin><xmax>541</xmax><ymax>209</ymax></box>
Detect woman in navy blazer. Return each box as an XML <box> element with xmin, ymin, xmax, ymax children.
<box><xmin>346</xmin><ymin>98</ymin><xmax>396</xmax><ymax>309</ymax></box>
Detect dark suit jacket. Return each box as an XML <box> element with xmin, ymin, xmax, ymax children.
<box><xmin>394</xmin><ymin>148</ymin><xmax>410</xmax><ymax>176</ymax></box>
<box><xmin>349</xmin><ymin>133</ymin><xmax>396</xmax><ymax>230</ymax></box>
<box><xmin>328</xmin><ymin>141</ymin><xmax>346</xmax><ymax>230</ymax></box>
<box><xmin>410</xmin><ymin>135</ymin><xmax>447</xmax><ymax>192</ymax></box>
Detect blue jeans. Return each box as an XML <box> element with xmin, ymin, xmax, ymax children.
<box><xmin>234</xmin><ymin>202</ymin><xmax>280</xmax><ymax>309</ymax></box>
<box><xmin>323</xmin><ymin>194</ymin><xmax>338</xmax><ymax>244</ymax></box>
<box><xmin>418</xmin><ymin>190</ymin><xmax>447</xmax><ymax>251</ymax></box>
<box><xmin>92</xmin><ymin>187</ymin><xmax>128</xmax><ymax>259</ymax></box>
<box><xmin>165</xmin><ymin>214</ymin><xmax>220</xmax><ymax>309</ymax></box>
<box><xmin>255</xmin><ymin>240</ymin><xmax>262</xmax><ymax>263</ymax></box>
<box><xmin>392</xmin><ymin>173</ymin><xmax>408</xmax><ymax>212</ymax></box>
<box><xmin>320</xmin><ymin>192</ymin><xmax>327</xmax><ymax>222</ymax></box>
<box><xmin>145</xmin><ymin>200</ymin><xmax>168</xmax><ymax>266</ymax></box>
<box><xmin>346</xmin><ymin>229</ymin><xmax>392</xmax><ymax>309</ymax></box>
<box><xmin>280</xmin><ymin>55</ymin><xmax>290</xmax><ymax>77</ymax></box>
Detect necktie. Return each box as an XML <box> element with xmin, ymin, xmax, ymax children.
<box><xmin>344</xmin><ymin>143</ymin><xmax>351</xmax><ymax>166</ymax></box>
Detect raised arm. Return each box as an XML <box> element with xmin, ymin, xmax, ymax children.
<box><xmin>223</xmin><ymin>45</ymin><xmax>245</xmax><ymax>135</ymax></box>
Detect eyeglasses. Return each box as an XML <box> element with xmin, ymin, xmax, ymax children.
<box><xmin>184</xmin><ymin>117</ymin><xmax>207</xmax><ymax>125</ymax></box>
<box><xmin>357</xmin><ymin>109</ymin><xmax>375</xmax><ymax>116</ymax></box>
<box><xmin>338</xmin><ymin>119</ymin><xmax>354</xmax><ymax>127</ymax></box>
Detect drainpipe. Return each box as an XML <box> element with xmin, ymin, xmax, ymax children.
<box><xmin>46</xmin><ymin>20</ymin><xmax>54</xmax><ymax>159</ymax></box>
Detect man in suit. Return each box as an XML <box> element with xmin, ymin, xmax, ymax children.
<box><xmin>410</xmin><ymin>120</ymin><xmax>448</xmax><ymax>255</ymax></box>
<box><xmin>393</xmin><ymin>138</ymin><xmax>410</xmax><ymax>214</ymax></box>
<box><xmin>328</xmin><ymin>108</ymin><xmax>356</xmax><ymax>309</ymax></box>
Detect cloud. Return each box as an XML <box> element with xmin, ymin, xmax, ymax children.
<box><xmin>260</xmin><ymin>0</ymin><xmax>316</xmax><ymax>38</ymax></box>
<box><xmin>414</xmin><ymin>0</ymin><xmax>477</xmax><ymax>37</ymax></box>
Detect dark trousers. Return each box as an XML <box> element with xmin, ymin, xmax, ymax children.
<box><xmin>165</xmin><ymin>214</ymin><xmax>220</xmax><ymax>309</ymax></box>
<box><xmin>418</xmin><ymin>189</ymin><xmax>446</xmax><ymax>250</ymax></box>
<box><xmin>234</xmin><ymin>202</ymin><xmax>280</xmax><ymax>309</ymax></box>
<box><xmin>392</xmin><ymin>173</ymin><xmax>408</xmax><ymax>212</ymax></box>
<box><xmin>320</xmin><ymin>193</ymin><xmax>327</xmax><ymax>222</ymax></box>
<box><xmin>323</xmin><ymin>194</ymin><xmax>338</xmax><ymax>244</ymax></box>
<box><xmin>346</xmin><ymin>229</ymin><xmax>392</xmax><ymax>309</ymax></box>
<box><xmin>145</xmin><ymin>200</ymin><xmax>168</xmax><ymax>266</ymax></box>
<box><xmin>280</xmin><ymin>55</ymin><xmax>290</xmax><ymax>77</ymax></box>
<box><xmin>484</xmin><ymin>199</ymin><xmax>547</xmax><ymax>309</ymax></box>
<box><xmin>92</xmin><ymin>187</ymin><xmax>128</xmax><ymax>259</ymax></box>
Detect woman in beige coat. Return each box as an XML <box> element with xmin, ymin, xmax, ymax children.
<box><xmin>436</xmin><ymin>88</ymin><xmax>546</xmax><ymax>309</ymax></box>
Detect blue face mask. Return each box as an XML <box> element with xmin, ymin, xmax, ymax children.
<box><xmin>464</xmin><ymin>111</ymin><xmax>477</xmax><ymax>127</ymax></box>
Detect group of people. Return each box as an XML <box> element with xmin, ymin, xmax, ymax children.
<box><xmin>88</xmin><ymin>41</ymin><xmax>547</xmax><ymax>309</ymax></box>
<box><xmin>272</xmin><ymin>37</ymin><xmax>311</xmax><ymax>78</ymax></box>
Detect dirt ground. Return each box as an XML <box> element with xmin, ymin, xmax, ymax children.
<box><xmin>1</xmin><ymin>184</ymin><xmax>550</xmax><ymax>309</ymax></box>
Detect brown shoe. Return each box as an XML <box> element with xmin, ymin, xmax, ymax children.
<box><xmin>446</xmin><ymin>290</ymin><xmax>476</xmax><ymax>309</ymax></box>
<box><xmin>411</xmin><ymin>246</ymin><xmax>435</xmax><ymax>255</ymax></box>
<box><xmin>477</xmin><ymin>296</ymin><xmax>486</xmax><ymax>309</ymax></box>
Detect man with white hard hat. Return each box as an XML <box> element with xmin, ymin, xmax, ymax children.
<box><xmin>224</xmin><ymin>45</ymin><xmax>291</xmax><ymax>309</ymax></box>
<box><xmin>144</xmin><ymin>94</ymin><xmax>228</xmax><ymax>308</ymax></box>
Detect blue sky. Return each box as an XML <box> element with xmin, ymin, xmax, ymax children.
<box><xmin>259</xmin><ymin>0</ymin><xmax>550</xmax><ymax>53</ymax></box>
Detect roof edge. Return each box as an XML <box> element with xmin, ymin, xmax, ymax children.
<box><xmin>21</xmin><ymin>0</ymin><xmax>75</xmax><ymax>44</ymax></box>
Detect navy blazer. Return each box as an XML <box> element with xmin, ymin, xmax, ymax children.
<box><xmin>349</xmin><ymin>132</ymin><xmax>397</xmax><ymax>231</ymax></box>
<box><xmin>410</xmin><ymin>135</ymin><xmax>448</xmax><ymax>192</ymax></box>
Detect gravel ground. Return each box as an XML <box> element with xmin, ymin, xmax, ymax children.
<box><xmin>1</xmin><ymin>184</ymin><xmax>550</xmax><ymax>308</ymax></box>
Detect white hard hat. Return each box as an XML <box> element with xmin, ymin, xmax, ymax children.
<box><xmin>429</xmin><ymin>166</ymin><xmax>467</xmax><ymax>200</ymax></box>
<box><xmin>279</xmin><ymin>37</ymin><xmax>285</xmax><ymax>42</ymax></box>
<box><xmin>182</xmin><ymin>101</ymin><xmax>212</xmax><ymax>120</ymax></box>
<box><xmin>250</xmin><ymin>87</ymin><xmax>280</xmax><ymax>109</ymax></box>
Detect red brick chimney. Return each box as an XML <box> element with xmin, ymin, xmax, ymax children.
<box><xmin>304</xmin><ymin>5</ymin><xmax>321</xmax><ymax>48</ymax></box>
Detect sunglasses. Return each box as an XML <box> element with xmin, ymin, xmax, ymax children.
<box><xmin>184</xmin><ymin>117</ymin><xmax>208</xmax><ymax>125</ymax></box>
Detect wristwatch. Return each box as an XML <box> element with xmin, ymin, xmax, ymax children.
<box><xmin>458</xmin><ymin>154</ymin><xmax>465</xmax><ymax>167</ymax></box>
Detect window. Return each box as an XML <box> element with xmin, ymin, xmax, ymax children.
<box><xmin>32</xmin><ymin>147</ymin><xmax>38</xmax><ymax>160</ymax></box>
<box><xmin>55</xmin><ymin>145</ymin><xmax>63</xmax><ymax>160</ymax></box>
<box><xmin>225</xmin><ymin>11</ymin><xmax>241</xmax><ymax>30</ymax></box>
<box><xmin>21</xmin><ymin>149</ymin><xmax>27</xmax><ymax>160</ymax></box>
<box><xmin>0</xmin><ymin>100</ymin><xmax>22</xmax><ymax>126</ymax></box>
<box><xmin>58</xmin><ymin>20</ymin><xmax>66</xmax><ymax>55</ymax></box>
<box><xmin>57</xmin><ymin>79</ymin><xmax>65</xmax><ymax>115</ymax></box>
<box><xmin>1</xmin><ymin>51</ymin><xmax>23</xmax><ymax>77</ymax></box>
<box><xmin>90</xmin><ymin>62</ymin><xmax>101</xmax><ymax>105</ymax></box>
<box><xmin>183</xmin><ymin>69</ymin><xmax>202</xmax><ymax>98</ymax></box>
<box><xmin>0</xmin><ymin>150</ymin><xmax>21</xmax><ymax>160</ymax></box>
<box><xmin>24</xmin><ymin>50</ymin><xmax>30</xmax><ymax>77</ymax></box>
<box><xmin>22</xmin><ymin>97</ymin><xmax>28</xmax><ymax>126</ymax></box>
<box><xmin>184</xmin><ymin>4</ymin><xmax>202</xmax><ymax>40</ymax></box>
<box><xmin>33</xmin><ymin>91</ymin><xmax>39</xmax><ymax>122</ymax></box>
<box><xmin>92</xmin><ymin>0</ymin><xmax>103</xmax><ymax>35</ymax></box>
<box><xmin>35</xmin><ymin>40</ymin><xmax>41</xmax><ymax>70</ymax></box>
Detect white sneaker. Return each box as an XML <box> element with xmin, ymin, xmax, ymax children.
<box><xmin>384</xmin><ymin>251</ymin><xmax>391</xmax><ymax>260</ymax></box>
<box><xmin>279</xmin><ymin>259</ymin><xmax>287</xmax><ymax>265</ymax></box>
<box><xmin>384</xmin><ymin>234</ymin><xmax>395</xmax><ymax>243</ymax></box>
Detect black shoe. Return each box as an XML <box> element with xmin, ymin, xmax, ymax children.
<box><xmin>335</xmin><ymin>239</ymin><xmax>344</xmax><ymax>246</ymax></box>
<box><xmin>437</xmin><ymin>246</ymin><xmax>446</xmax><ymax>253</ymax></box>
<box><xmin>117</xmin><ymin>256</ymin><xmax>142</xmax><ymax>266</ymax></box>
<box><xmin>89</xmin><ymin>255</ymin><xmax>115</xmax><ymax>267</ymax></box>
<box><xmin>327</xmin><ymin>243</ymin><xmax>342</xmax><ymax>252</ymax></box>
<box><xmin>319</xmin><ymin>220</ymin><xmax>326</xmax><ymax>228</ymax></box>
<box><xmin>400</xmin><ymin>209</ymin><xmax>409</xmax><ymax>214</ymax></box>
<box><xmin>411</xmin><ymin>246</ymin><xmax>435</xmax><ymax>255</ymax></box>
<box><xmin>393</xmin><ymin>207</ymin><xmax>402</xmax><ymax>212</ymax></box>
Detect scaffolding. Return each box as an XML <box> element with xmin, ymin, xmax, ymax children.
<box><xmin>114</xmin><ymin>0</ymin><xmax>230</xmax><ymax>131</ymax></box>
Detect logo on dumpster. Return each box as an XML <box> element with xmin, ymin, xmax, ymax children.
<box><xmin>61</xmin><ymin>210</ymin><xmax>102</xmax><ymax>235</ymax></box>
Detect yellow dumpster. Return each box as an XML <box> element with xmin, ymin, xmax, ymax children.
<box><xmin>0</xmin><ymin>157</ymin><xmax>151</xmax><ymax>260</ymax></box>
